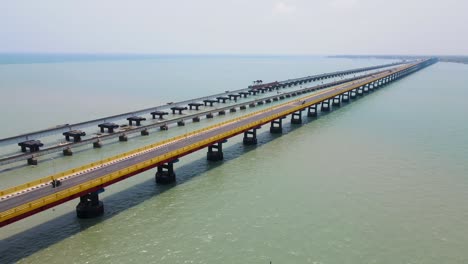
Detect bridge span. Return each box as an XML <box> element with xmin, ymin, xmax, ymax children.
<box><xmin>0</xmin><ymin>58</ymin><xmax>437</xmax><ymax>227</ymax></box>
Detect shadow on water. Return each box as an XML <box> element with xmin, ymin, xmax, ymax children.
<box><xmin>0</xmin><ymin>124</ymin><xmax>300</xmax><ymax>263</ymax></box>
<box><xmin>0</xmin><ymin>90</ymin><xmax>379</xmax><ymax>263</ymax></box>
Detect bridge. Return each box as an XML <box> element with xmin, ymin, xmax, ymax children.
<box><xmin>0</xmin><ymin>58</ymin><xmax>437</xmax><ymax>227</ymax></box>
<box><xmin>0</xmin><ymin>61</ymin><xmax>403</xmax><ymax>164</ymax></box>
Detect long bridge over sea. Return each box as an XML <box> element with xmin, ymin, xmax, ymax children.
<box><xmin>0</xmin><ymin>61</ymin><xmax>403</xmax><ymax>166</ymax></box>
<box><xmin>0</xmin><ymin>58</ymin><xmax>437</xmax><ymax>227</ymax></box>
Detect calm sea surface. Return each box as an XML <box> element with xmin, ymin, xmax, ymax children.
<box><xmin>0</xmin><ymin>55</ymin><xmax>467</xmax><ymax>263</ymax></box>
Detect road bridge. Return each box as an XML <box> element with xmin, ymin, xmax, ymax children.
<box><xmin>0</xmin><ymin>58</ymin><xmax>437</xmax><ymax>227</ymax></box>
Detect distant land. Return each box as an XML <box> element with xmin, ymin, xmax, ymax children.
<box><xmin>329</xmin><ymin>55</ymin><xmax>468</xmax><ymax>65</ymax></box>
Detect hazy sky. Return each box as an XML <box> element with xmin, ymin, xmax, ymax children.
<box><xmin>1</xmin><ymin>0</ymin><xmax>467</xmax><ymax>55</ymax></box>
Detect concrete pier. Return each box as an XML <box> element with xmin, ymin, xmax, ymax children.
<box><xmin>177</xmin><ymin>120</ymin><xmax>185</xmax><ymax>126</ymax></box>
<box><xmin>127</xmin><ymin>116</ymin><xmax>146</xmax><ymax>126</ymax></box>
<box><xmin>151</xmin><ymin>111</ymin><xmax>169</xmax><ymax>119</ymax></box>
<box><xmin>63</xmin><ymin>130</ymin><xmax>86</xmax><ymax>142</ymax></box>
<box><xmin>243</xmin><ymin>127</ymin><xmax>260</xmax><ymax>145</ymax></box>
<box><xmin>207</xmin><ymin>140</ymin><xmax>226</xmax><ymax>161</ymax></box>
<box><xmin>18</xmin><ymin>140</ymin><xmax>44</xmax><ymax>153</ymax></box>
<box><xmin>228</xmin><ymin>94</ymin><xmax>241</xmax><ymax>101</ymax></box>
<box><xmin>98</xmin><ymin>122</ymin><xmax>119</xmax><ymax>133</ymax></box>
<box><xmin>291</xmin><ymin>110</ymin><xmax>304</xmax><ymax>124</ymax></box>
<box><xmin>332</xmin><ymin>96</ymin><xmax>341</xmax><ymax>106</ymax></box>
<box><xmin>63</xmin><ymin>147</ymin><xmax>73</xmax><ymax>156</ymax></box>
<box><xmin>155</xmin><ymin>160</ymin><xmax>178</xmax><ymax>184</ymax></box>
<box><xmin>193</xmin><ymin>116</ymin><xmax>200</xmax><ymax>122</ymax></box>
<box><xmin>203</xmin><ymin>99</ymin><xmax>218</xmax><ymax>106</ymax></box>
<box><xmin>206</xmin><ymin>113</ymin><xmax>214</xmax><ymax>118</ymax></box>
<box><xmin>119</xmin><ymin>134</ymin><xmax>128</xmax><ymax>142</ymax></box>
<box><xmin>321</xmin><ymin>100</ymin><xmax>330</xmax><ymax>111</ymax></box>
<box><xmin>270</xmin><ymin>118</ymin><xmax>285</xmax><ymax>133</ymax></box>
<box><xmin>171</xmin><ymin>106</ymin><xmax>188</xmax><ymax>114</ymax></box>
<box><xmin>76</xmin><ymin>191</ymin><xmax>104</xmax><ymax>218</ymax></box>
<box><xmin>188</xmin><ymin>102</ymin><xmax>204</xmax><ymax>110</ymax></box>
<box><xmin>239</xmin><ymin>92</ymin><xmax>249</xmax><ymax>98</ymax></box>
<box><xmin>93</xmin><ymin>140</ymin><xmax>102</xmax><ymax>148</ymax></box>
<box><xmin>141</xmin><ymin>129</ymin><xmax>149</xmax><ymax>136</ymax></box>
<box><xmin>216</xmin><ymin>96</ymin><xmax>230</xmax><ymax>103</ymax></box>
<box><xmin>307</xmin><ymin>104</ymin><xmax>318</xmax><ymax>117</ymax></box>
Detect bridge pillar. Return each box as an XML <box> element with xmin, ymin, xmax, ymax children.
<box><xmin>206</xmin><ymin>113</ymin><xmax>214</xmax><ymax>118</ymax></box>
<box><xmin>350</xmin><ymin>90</ymin><xmax>357</xmax><ymax>99</ymax></box>
<box><xmin>363</xmin><ymin>85</ymin><xmax>369</xmax><ymax>93</ymax></box>
<box><xmin>291</xmin><ymin>110</ymin><xmax>304</xmax><ymax>124</ymax></box>
<box><xmin>141</xmin><ymin>129</ymin><xmax>149</xmax><ymax>136</ymax></box>
<box><xmin>155</xmin><ymin>160</ymin><xmax>178</xmax><ymax>184</ymax></box>
<box><xmin>93</xmin><ymin>140</ymin><xmax>102</xmax><ymax>148</ymax></box>
<box><xmin>341</xmin><ymin>92</ymin><xmax>349</xmax><ymax>102</ymax></box>
<box><xmin>119</xmin><ymin>134</ymin><xmax>128</xmax><ymax>142</ymax></box>
<box><xmin>332</xmin><ymin>96</ymin><xmax>341</xmax><ymax>106</ymax></box>
<box><xmin>270</xmin><ymin>118</ymin><xmax>284</xmax><ymax>133</ymax></box>
<box><xmin>76</xmin><ymin>191</ymin><xmax>104</xmax><ymax>218</ymax></box>
<box><xmin>243</xmin><ymin>127</ymin><xmax>260</xmax><ymax>145</ymax></box>
<box><xmin>321</xmin><ymin>100</ymin><xmax>330</xmax><ymax>112</ymax></box>
<box><xmin>27</xmin><ymin>157</ymin><xmax>38</xmax><ymax>165</ymax></box>
<box><xmin>207</xmin><ymin>140</ymin><xmax>226</xmax><ymax>161</ymax></box>
<box><xmin>193</xmin><ymin>116</ymin><xmax>200</xmax><ymax>122</ymax></box>
<box><xmin>307</xmin><ymin>104</ymin><xmax>318</xmax><ymax>117</ymax></box>
<box><xmin>63</xmin><ymin>147</ymin><xmax>73</xmax><ymax>156</ymax></box>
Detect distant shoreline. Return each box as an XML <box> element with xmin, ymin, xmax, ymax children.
<box><xmin>329</xmin><ymin>55</ymin><xmax>468</xmax><ymax>65</ymax></box>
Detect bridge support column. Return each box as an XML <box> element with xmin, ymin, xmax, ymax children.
<box><xmin>193</xmin><ymin>116</ymin><xmax>200</xmax><ymax>122</ymax></box>
<box><xmin>93</xmin><ymin>140</ymin><xmax>102</xmax><ymax>148</ymax></box>
<box><xmin>341</xmin><ymin>93</ymin><xmax>349</xmax><ymax>102</ymax></box>
<box><xmin>307</xmin><ymin>104</ymin><xmax>318</xmax><ymax>117</ymax></box>
<box><xmin>321</xmin><ymin>100</ymin><xmax>330</xmax><ymax>112</ymax></box>
<box><xmin>155</xmin><ymin>160</ymin><xmax>178</xmax><ymax>184</ymax></box>
<box><xmin>141</xmin><ymin>129</ymin><xmax>149</xmax><ymax>136</ymax></box>
<box><xmin>76</xmin><ymin>191</ymin><xmax>104</xmax><ymax>218</ymax></box>
<box><xmin>357</xmin><ymin>87</ymin><xmax>364</xmax><ymax>96</ymax></box>
<box><xmin>243</xmin><ymin>127</ymin><xmax>259</xmax><ymax>145</ymax></box>
<box><xmin>350</xmin><ymin>90</ymin><xmax>357</xmax><ymax>99</ymax></box>
<box><xmin>207</xmin><ymin>140</ymin><xmax>226</xmax><ymax>161</ymax></box>
<box><xmin>119</xmin><ymin>134</ymin><xmax>128</xmax><ymax>142</ymax></box>
<box><xmin>291</xmin><ymin>110</ymin><xmax>304</xmax><ymax>124</ymax></box>
<box><xmin>332</xmin><ymin>96</ymin><xmax>341</xmax><ymax>106</ymax></box>
<box><xmin>27</xmin><ymin>157</ymin><xmax>38</xmax><ymax>165</ymax></box>
<box><xmin>63</xmin><ymin>147</ymin><xmax>73</xmax><ymax>156</ymax></box>
<box><xmin>270</xmin><ymin>118</ymin><xmax>284</xmax><ymax>133</ymax></box>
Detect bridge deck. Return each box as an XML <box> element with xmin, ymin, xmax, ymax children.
<box><xmin>0</xmin><ymin>60</ymin><xmax>436</xmax><ymax>227</ymax></box>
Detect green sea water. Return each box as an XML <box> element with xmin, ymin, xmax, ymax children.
<box><xmin>0</xmin><ymin>56</ymin><xmax>467</xmax><ymax>263</ymax></box>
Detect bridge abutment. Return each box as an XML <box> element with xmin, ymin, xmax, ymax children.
<box><xmin>76</xmin><ymin>191</ymin><xmax>104</xmax><ymax>218</ymax></box>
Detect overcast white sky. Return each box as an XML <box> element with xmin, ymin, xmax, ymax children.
<box><xmin>1</xmin><ymin>0</ymin><xmax>467</xmax><ymax>55</ymax></box>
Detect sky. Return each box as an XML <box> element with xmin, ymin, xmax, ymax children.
<box><xmin>1</xmin><ymin>0</ymin><xmax>467</xmax><ymax>55</ymax></box>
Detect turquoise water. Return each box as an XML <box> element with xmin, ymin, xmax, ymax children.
<box><xmin>0</xmin><ymin>56</ymin><xmax>467</xmax><ymax>263</ymax></box>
